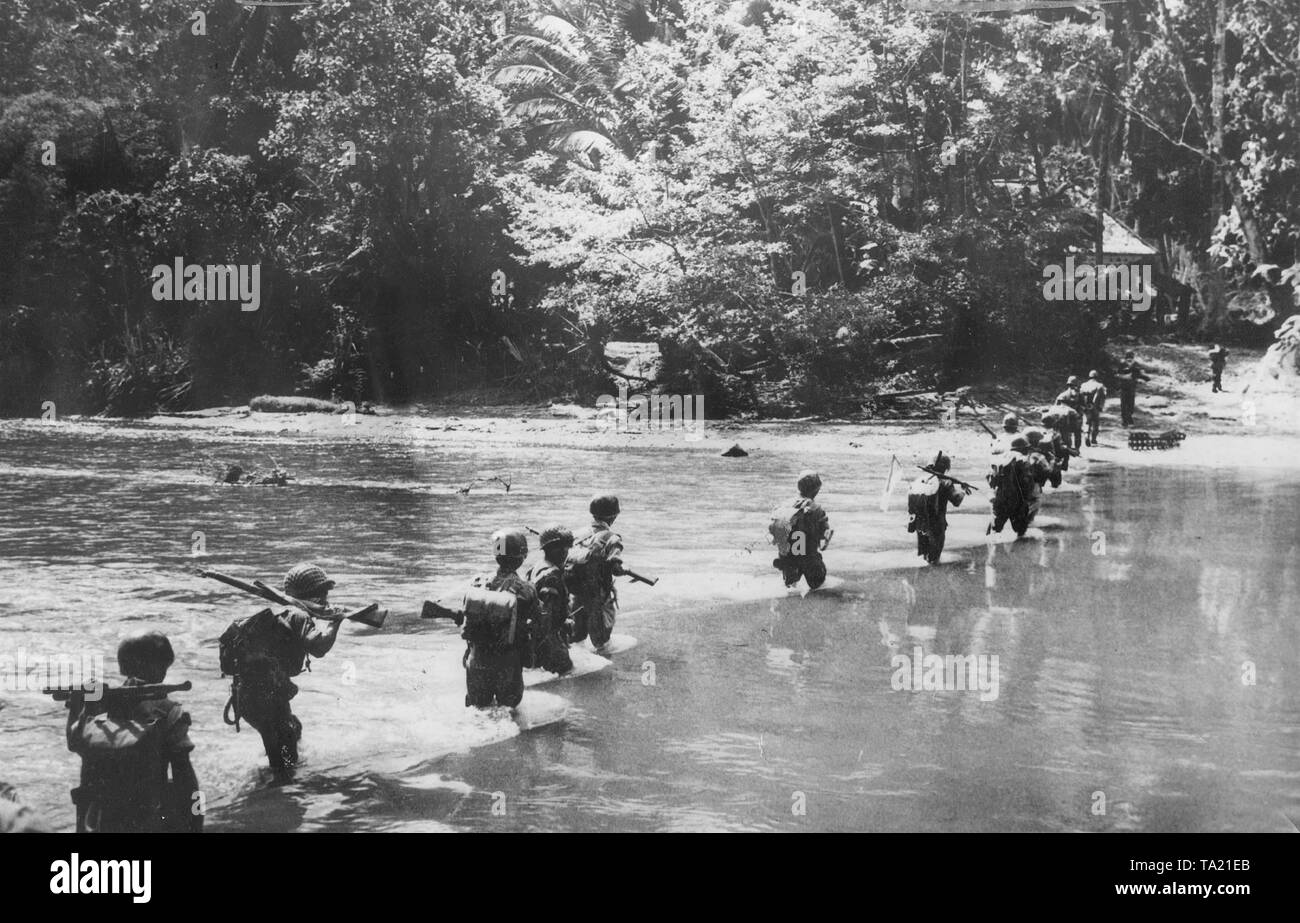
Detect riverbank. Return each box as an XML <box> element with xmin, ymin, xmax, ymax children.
<box><xmin>8</xmin><ymin>340</ymin><xmax>1293</xmax><ymax>474</ymax></box>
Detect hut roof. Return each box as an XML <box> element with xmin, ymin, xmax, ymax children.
<box><xmin>991</xmin><ymin>179</ymin><xmax>1159</xmax><ymax>258</ymax></box>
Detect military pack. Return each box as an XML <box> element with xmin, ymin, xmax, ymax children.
<box><xmin>218</xmin><ymin>608</ymin><xmax>306</xmax><ymax>679</ymax></box>
<box><xmin>907</xmin><ymin>478</ymin><xmax>943</xmax><ymax>535</ymax></box>
<box><xmin>566</xmin><ymin>528</ymin><xmax>618</xmax><ymax>594</ymax></box>
<box><xmin>67</xmin><ymin>701</ymin><xmax>169</xmax><ymax>824</ymax></box>
<box><xmin>768</xmin><ymin>499</ymin><xmax>811</xmax><ymax>556</ymax></box>
<box><xmin>459</xmin><ymin>585</ymin><xmax>519</xmax><ymax>653</ymax></box>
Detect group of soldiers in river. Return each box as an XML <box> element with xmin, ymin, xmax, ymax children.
<box><xmin>904</xmin><ymin>359</ymin><xmax>1156</xmax><ymax>567</ymax></box>
<box><xmin>23</xmin><ymin>493</ymin><xmax>635</xmax><ymax>832</ymax></box>
<box><xmin>12</xmin><ymin>355</ymin><xmax>1172</xmax><ymax>833</ymax></box>
<box><xmin>767</xmin><ymin>359</ymin><xmax>1148</xmax><ymax>584</ymax></box>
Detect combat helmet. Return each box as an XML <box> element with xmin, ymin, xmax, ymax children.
<box><xmin>492</xmin><ymin>528</ymin><xmax>529</xmax><ymax>559</ymax></box>
<box><xmin>590</xmin><ymin>494</ymin><xmax>621</xmax><ymax>520</ymax></box>
<box><xmin>538</xmin><ymin>525</ymin><xmax>575</xmax><ymax>549</ymax></box>
<box><xmin>284</xmin><ymin>563</ymin><xmax>335</xmax><ymax>599</ymax></box>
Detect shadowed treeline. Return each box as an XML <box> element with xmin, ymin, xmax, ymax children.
<box><xmin>2</xmin><ymin>0</ymin><xmax>1298</xmax><ymax>417</ymax></box>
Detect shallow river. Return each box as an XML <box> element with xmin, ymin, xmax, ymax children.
<box><xmin>1</xmin><ymin>419</ymin><xmax>1297</xmax><ymax>832</ymax></box>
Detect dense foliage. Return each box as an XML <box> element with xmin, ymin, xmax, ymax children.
<box><xmin>1</xmin><ymin>0</ymin><xmax>1297</xmax><ymax>416</ymax></box>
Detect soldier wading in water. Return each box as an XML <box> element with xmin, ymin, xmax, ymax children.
<box><xmin>526</xmin><ymin>525</ymin><xmax>576</xmax><ymax>675</ymax></box>
<box><xmin>907</xmin><ymin>452</ymin><xmax>970</xmax><ymax>565</ymax></box>
<box><xmin>463</xmin><ymin>529</ymin><xmax>538</xmax><ymax>707</ymax></box>
<box><xmin>218</xmin><ymin>563</ymin><xmax>345</xmax><ymax>774</ymax></box>
<box><xmin>567</xmin><ymin>494</ymin><xmax>628</xmax><ymax>650</ymax></box>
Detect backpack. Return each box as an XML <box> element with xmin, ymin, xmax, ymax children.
<box><xmin>990</xmin><ymin>456</ymin><xmax>1033</xmax><ymax>507</ymax></box>
<box><xmin>67</xmin><ymin>701</ymin><xmax>169</xmax><ymax>831</ymax></box>
<box><xmin>460</xmin><ymin>585</ymin><xmax>519</xmax><ymax>654</ymax></box>
<box><xmin>566</xmin><ymin>528</ymin><xmax>616</xmax><ymax>597</ymax></box>
<box><xmin>218</xmin><ymin>608</ymin><xmax>305</xmax><ymax>679</ymax></box>
<box><xmin>768</xmin><ymin>499</ymin><xmax>810</xmax><ymax>555</ymax></box>
<box><xmin>906</xmin><ymin>478</ymin><xmax>942</xmax><ymax>535</ymax></box>
<box><xmin>1080</xmin><ymin>381</ymin><xmax>1106</xmax><ymax>410</ymax></box>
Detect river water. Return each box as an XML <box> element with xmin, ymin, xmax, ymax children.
<box><xmin>1</xmin><ymin>418</ymin><xmax>1297</xmax><ymax>832</ymax></box>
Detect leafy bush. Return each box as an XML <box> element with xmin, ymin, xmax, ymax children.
<box><xmin>87</xmin><ymin>329</ymin><xmax>192</xmax><ymax>417</ymax></box>
<box><xmin>294</xmin><ymin>307</ymin><xmax>371</xmax><ymax>402</ymax></box>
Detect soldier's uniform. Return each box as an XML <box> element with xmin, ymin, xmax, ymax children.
<box><xmin>1116</xmin><ymin>357</ymin><xmax>1149</xmax><ymax>426</ymax></box>
<box><xmin>1054</xmin><ymin>382</ymin><xmax>1085</xmax><ymax>450</ymax></box>
<box><xmin>228</xmin><ymin>610</ymin><xmax>316</xmax><ymax>772</ymax></box>
<box><xmin>907</xmin><ymin>476</ymin><xmax>963</xmax><ymax>564</ymax></box>
<box><xmin>776</xmin><ymin>500</ymin><xmax>829</xmax><ymax>588</ymax></box>
<box><xmin>1079</xmin><ymin>375</ymin><xmax>1107</xmax><ymax>445</ymax></box>
<box><xmin>1208</xmin><ymin>346</ymin><xmax>1228</xmax><ymax>392</ymax></box>
<box><xmin>525</xmin><ymin>558</ymin><xmax>574</xmax><ymax>675</ymax></box>
<box><xmin>1023</xmin><ymin>443</ymin><xmax>1061</xmax><ymax>526</ymax></box>
<box><xmin>568</xmin><ymin>521</ymin><xmax>624</xmax><ymax>648</ymax></box>
<box><xmin>465</xmin><ymin>568</ymin><xmax>534</xmax><ymax>707</ymax></box>
<box><xmin>988</xmin><ymin>442</ymin><xmax>1037</xmax><ymax>536</ymax></box>
<box><xmin>1041</xmin><ymin>405</ymin><xmax>1078</xmax><ymax>471</ymax></box>
<box><xmin>222</xmin><ymin>563</ymin><xmax>340</xmax><ymax>772</ymax></box>
<box><xmin>989</xmin><ymin>414</ymin><xmax>1020</xmax><ymax>455</ymax></box>
<box><xmin>68</xmin><ymin>631</ymin><xmax>202</xmax><ymax>833</ymax></box>
<box><xmin>71</xmin><ymin>679</ymin><xmax>195</xmax><ymax>833</ymax></box>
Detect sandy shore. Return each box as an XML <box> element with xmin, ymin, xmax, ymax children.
<box><xmin>12</xmin><ymin>341</ymin><xmax>1297</xmax><ymax>471</ymax></box>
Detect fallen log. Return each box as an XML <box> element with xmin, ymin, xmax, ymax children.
<box><xmin>249</xmin><ymin>395</ymin><xmax>340</xmax><ymax>413</ymax></box>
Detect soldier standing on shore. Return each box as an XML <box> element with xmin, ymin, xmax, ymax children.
<box><xmin>1115</xmin><ymin>351</ymin><xmax>1150</xmax><ymax>426</ymax></box>
<box><xmin>1208</xmin><ymin>344</ymin><xmax>1228</xmax><ymax>392</ymax></box>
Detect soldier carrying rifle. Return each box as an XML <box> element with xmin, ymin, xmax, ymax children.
<box><xmin>907</xmin><ymin>452</ymin><xmax>974</xmax><ymax>565</ymax></box>
<box><xmin>48</xmin><ymin>630</ymin><xmax>203</xmax><ymax>833</ymax></box>
<box><xmin>209</xmin><ymin>564</ymin><xmax>379</xmax><ymax>774</ymax></box>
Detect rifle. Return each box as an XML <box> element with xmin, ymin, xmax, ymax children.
<box><xmin>43</xmin><ymin>681</ymin><xmax>192</xmax><ymax>704</ymax></box>
<box><xmin>523</xmin><ymin>526</ymin><xmax>658</xmax><ymax>586</ymax></box>
<box><xmin>917</xmin><ymin>466</ymin><xmax>979</xmax><ymax>492</ymax></box>
<box><xmin>420</xmin><ymin>599</ymin><xmax>464</xmax><ymax>626</ymax></box>
<box><xmin>621</xmin><ymin>568</ymin><xmax>658</xmax><ymax>586</ymax></box>
<box><xmin>421</xmin><ymin>597</ymin><xmax>587</xmax><ymax>625</ymax></box>
<box><xmin>198</xmin><ymin>570</ymin><xmax>388</xmax><ymax>628</ymax></box>
<box><xmin>957</xmin><ymin>396</ymin><xmax>1001</xmax><ymax>439</ymax></box>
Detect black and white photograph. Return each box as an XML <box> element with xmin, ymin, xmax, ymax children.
<box><xmin>0</xmin><ymin>0</ymin><xmax>1294</xmax><ymax>886</ymax></box>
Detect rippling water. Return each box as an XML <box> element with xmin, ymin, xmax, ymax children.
<box><xmin>1</xmin><ymin>420</ymin><xmax>1297</xmax><ymax>832</ymax></box>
